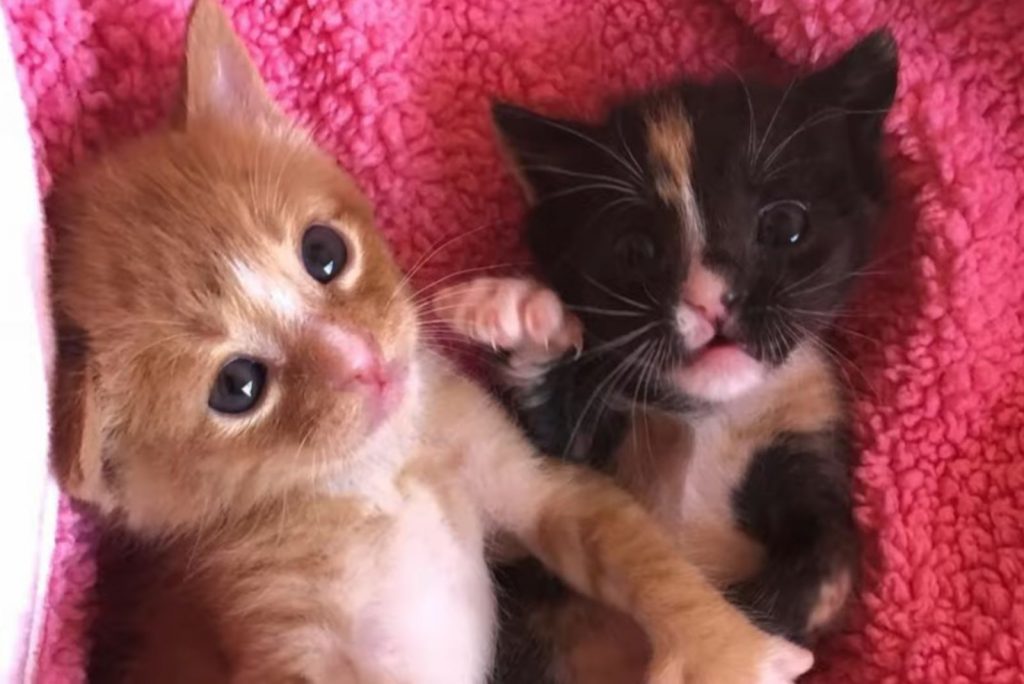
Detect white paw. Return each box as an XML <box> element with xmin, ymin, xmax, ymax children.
<box><xmin>806</xmin><ymin>569</ymin><xmax>853</xmax><ymax>634</ymax></box>
<box><xmin>432</xmin><ymin>277</ymin><xmax>582</xmax><ymax>359</ymax></box>
<box><xmin>657</xmin><ymin>632</ymin><xmax>813</xmax><ymax>684</ymax></box>
<box><xmin>758</xmin><ymin>638</ymin><xmax>814</xmax><ymax>683</ymax></box>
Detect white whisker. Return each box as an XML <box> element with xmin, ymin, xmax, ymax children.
<box><xmin>581</xmin><ymin>273</ymin><xmax>653</xmax><ymax>312</ymax></box>
<box><xmin>525</xmin><ymin>116</ymin><xmax>644</xmax><ymax>184</ymax></box>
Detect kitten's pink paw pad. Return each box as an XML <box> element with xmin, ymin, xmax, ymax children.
<box><xmin>433</xmin><ymin>277</ymin><xmax>581</xmax><ymax>356</ymax></box>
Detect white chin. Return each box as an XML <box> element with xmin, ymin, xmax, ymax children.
<box><xmin>673</xmin><ymin>346</ymin><xmax>765</xmax><ymax>403</ymax></box>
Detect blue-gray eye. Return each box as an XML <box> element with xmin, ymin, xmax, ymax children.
<box><xmin>209</xmin><ymin>357</ymin><xmax>266</xmax><ymax>414</ymax></box>
<box><xmin>302</xmin><ymin>224</ymin><xmax>348</xmax><ymax>283</ymax></box>
<box><xmin>757</xmin><ymin>200</ymin><xmax>809</xmax><ymax>247</ymax></box>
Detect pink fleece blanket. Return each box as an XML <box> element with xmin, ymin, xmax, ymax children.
<box><xmin>7</xmin><ymin>0</ymin><xmax>1024</xmax><ymax>681</ymax></box>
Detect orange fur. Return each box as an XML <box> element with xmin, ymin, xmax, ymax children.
<box><xmin>48</xmin><ymin>2</ymin><xmax>811</xmax><ymax>682</ymax></box>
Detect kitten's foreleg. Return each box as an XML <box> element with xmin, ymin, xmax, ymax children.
<box><xmin>470</xmin><ymin>437</ymin><xmax>813</xmax><ymax>684</ymax></box>
<box><xmin>731</xmin><ymin>432</ymin><xmax>858</xmax><ymax>644</ymax></box>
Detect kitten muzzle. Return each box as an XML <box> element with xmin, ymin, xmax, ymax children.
<box><xmin>314</xmin><ymin>322</ymin><xmax>407</xmax><ymax>422</ymax></box>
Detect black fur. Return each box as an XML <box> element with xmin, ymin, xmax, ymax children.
<box><xmin>730</xmin><ymin>428</ymin><xmax>859</xmax><ymax>644</ymax></box>
<box><xmin>489</xmin><ymin>30</ymin><xmax>897</xmax><ymax>680</ymax></box>
<box><xmin>493</xmin><ymin>31</ymin><xmax>897</xmax><ymax>402</ymax></box>
<box><xmin>494</xmin><ymin>352</ymin><xmax>632</xmax><ymax>468</ymax></box>
<box><xmin>492</xmin><ymin>559</ymin><xmax>565</xmax><ymax>684</ymax></box>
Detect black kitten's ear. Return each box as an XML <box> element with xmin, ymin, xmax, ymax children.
<box><xmin>491</xmin><ymin>102</ymin><xmax>608</xmax><ymax>203</ymax></box>
<box><xmin>809</xmin><ymin>30</ymin><xmax>899</xmax><ymax>119</ymax></box>
<box><xmin>807</xmin><ymin>30</ymin><xmax>898</xmax><ymax>192</ymax></box>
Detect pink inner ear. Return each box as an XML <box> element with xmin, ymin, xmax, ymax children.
<box><xmin>208</xmin><ymin>44</ymin><xmax>259</xmax><ymax>116</ymax></box>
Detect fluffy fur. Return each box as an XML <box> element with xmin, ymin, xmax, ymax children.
<box><xmin>436</xmin><ymin>31</ymin><xmax>897</xmax><ymax>682</ymax></box>
<box><xmin>47</xmin><ymin>2</ymin><xmax>812</xmax><ymax>682</ymax></box>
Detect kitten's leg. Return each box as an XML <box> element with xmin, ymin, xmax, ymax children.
<box><xmin>469</xmin><ymin>432</ymin><xmax>814</xmax><ymax>684</ymax></box>
<box><xmin>731</xmin><ymin>431</ymin><xmax>858</xmax><ymax>644</ymax></box>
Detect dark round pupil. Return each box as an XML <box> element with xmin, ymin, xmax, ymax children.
<box><xmin>301</xmin><ymin>224</ymin><xmax>348</xmax><ymax>283</ymax></box>
<box><xmin>209</xmin><ymin>358</ymin><xmax>266</xmax><ymax>415</ymax></box>
<box><xmin>758</xmin><ymin>202</ymin><xmax>808</xmax><ymax>247</ymax></box>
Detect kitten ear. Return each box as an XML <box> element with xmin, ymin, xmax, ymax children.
<box><xmin>491</xmin><ymin>102</ymin><xmax>607</xmax><ymax>203</ymax></box>
<box><xmin>51</xmin><ymin>323</ymin><xmax>113</xmax><ymax>509</ymax></box>
<box><xmin>806</xmin><ymin>30</ymin><xmax>897</xmax><ymax>196</ymax></box>
<box><xmin>808</xmin><ymin>30</ymin><xmax>899</xmax><ymax>133</ymax></box>
<box><xmin>177</xmin><ymin>0</ymin><xmax>281</xmax><ymax>127</ymax></box>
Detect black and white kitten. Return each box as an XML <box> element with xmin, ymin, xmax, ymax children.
<box><xmin>437</xmin><ymin>30</ymin><xmax>898</xmax><ymax>682</ymax></box>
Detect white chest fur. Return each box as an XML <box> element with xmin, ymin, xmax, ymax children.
<box><xmin>615</xmin><ymin>348</ymin><xmax>839</xmax><ymax>587</ymax></box>
<box><xmin>615</xmin><ymin>404</ymin><xmax>766</xmax><ymax>587</ymax></box>
<box><xmin>350</xmin><ymin>481</ymin><xmax>495</xmax><ymax>684</ymax></box>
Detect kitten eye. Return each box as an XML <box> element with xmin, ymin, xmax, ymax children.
<box><xmin>209</xmin><ymin>357</ymin><xmax>267</xmax><ymax>415</ymax></box>
<box><xmin>301</xmin><ymin>224</ymin><xmax>348</xmax><ymax>283</ymax></box>
<box><xmin>757</xmin><ymin>200</ymin><xmax>809</xmax><ymax>247</ymax></box>
<box><xmin>615</xmin><ymin>233</ymin><xmax>656</xmax><ymax>269</ymax></box>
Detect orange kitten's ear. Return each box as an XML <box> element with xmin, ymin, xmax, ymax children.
<box><xmin>177</xmin><ymin>0</ymin><xmax>281</xmax><ymax>127</ymax></box>
<box><xmin>51</xmin><ymin>322</ymin><xmax>112</xmax><ymax>509</ymax></box>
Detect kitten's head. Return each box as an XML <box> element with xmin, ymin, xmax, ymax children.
<box><xmin>49</xmin><ymin>0</ymin><xmax>418</xmax><ymax>533</ymax></box>
<box><xmin>494</xmin><ymin>31</ymin><xmax>897</xmax><ymax>405</ymax></box>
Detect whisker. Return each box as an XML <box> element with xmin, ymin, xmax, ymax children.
<box><xmin>783</xmin><ymin>318</ymin><xmax>880</xmax><ymax>398</ymax></box>
<box><xmin>615</xmin><ymin>114</ymin><xmax>645</xmax><ymax>184</ymax></box>
<box><xmin>716</xmin><ymin>59</ymin><xmax>759</xmax><ymax>167</ymax></box>
<box><xmin>567</xmin><ymin>341</ymin><xmax>652</xmax><ymax>458</ymax></box>
<box><xmin>385</xmin><ymin>221</ymin><xmax>506</xmax><ymax>312</ymax></box>
<box><xmin>581</xmin><ymin>273</ymin><xmax>653</xmax><ymax>312</ymax></box>
<box><xmin>409</xmin><ymin>261</ymin><xmax>532</xmax><ymax>302</ymax></box>
<box><xmin>584</xmin><ymin>195</ymin><xmax>646</xmax><ymax>231</ymax></box>
<box><xmin>517</xmin><ymin>163</ymin><xmax>638</xmax><ymax>194</ymax></box>
<box><xmin>754</xmin><ymin>76</ymin><xmax>797</xmax><ymax>167</ymax></box>
<box><xmin>777</xmin><ymin>259</ymin><xmax>833</xmax><ymax>298</ymax></box>
<box><xmin>566</xmin><ymin>304</ymin><xmax>647</xmax><ymax>318</ymax></box>
<box><xmin>761</xmin><ymin>106</ymin><xmax>889</xmax><ymax>174</ymax></box>
<box><xmin>572</xmin><ymin>322</ymin><xmax>660</xmax><ymax>361</ymax></box>
<box><xmin>629</xmin><ymin>338</ymin><xmax>663</xmax><ymax>456</ymax></box>
<box><xmin>537</xmin><ymin>181</ymin><xmax>641</xmax><ymax>203</ymax></box>
<box><xmin>523</xmin><ymin>116</ymin><xmax>644</xmax><ymax>184</ymax></box>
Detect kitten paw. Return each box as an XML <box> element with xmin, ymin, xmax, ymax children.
<box><xmin>650</xmin><ymin>629</ymin><xmax>812</xmax><ymax>684</ymax></box>
<box><xmin>756</xmin><ymin>638</ymin><xmax>815</xmax><ymax>683</ymax></box>
<box><xmin>432</xmin><ymin>277</ymin><xmax>582</xmax><ymax>359</ymax></box>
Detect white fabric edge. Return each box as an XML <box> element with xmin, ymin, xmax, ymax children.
<box><xmin>0</xmin><ymin>9</ymin><xmax>58</xmax><ymax>684</ymax></box>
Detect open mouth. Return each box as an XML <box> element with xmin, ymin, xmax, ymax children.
<box><xmin>691</xmin><ymin>332</ymin><xmax>746</xmax><ymax>361</ymax></box>
<box><xmin>673</xmin><ymin>334</ymin><xmax>765</xmax><ymax>401</ymax></box>
<box><xmin>705</xmin><ymin>333</ymin><xmax>733</xmax><ymax>350</ymax></box>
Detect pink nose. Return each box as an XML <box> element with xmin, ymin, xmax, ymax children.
<box><xmin>315</xmin><ymin>324</ymin><xmax>389</xmax><ymax>393</ymax></box>
<box><xmin>682</xmin><ymin>264</ymin><xmax>731</xmax><ymax>324</ymax></box>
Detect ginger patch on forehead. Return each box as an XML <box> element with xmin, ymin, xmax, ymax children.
<box><xmin>645</xmin><ymin>103</ymin><xmax>703</xmax><ymax>250</ymax></box>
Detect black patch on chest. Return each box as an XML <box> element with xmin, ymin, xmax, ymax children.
<box><xmin>729</xmin><ymin>428</ymin><xmax>859</xmax><ymax>643</ymax></box>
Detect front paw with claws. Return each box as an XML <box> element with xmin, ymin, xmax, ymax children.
<box><xmin>432</xmin><ymin>277</ymin><xmax>582</xmax><ymax>362</ymax></box>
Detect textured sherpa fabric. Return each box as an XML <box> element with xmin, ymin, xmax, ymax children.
<box><xmin>6</xmin><ymin>0</ymin><xmax>1024</xmax><ymax>681</ymax></box>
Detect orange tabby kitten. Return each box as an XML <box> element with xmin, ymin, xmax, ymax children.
<box><xmin>47</xmin><ymin>1</ymin><xmax>812</xmax><ymax>682</ymax></box>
